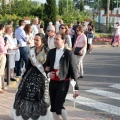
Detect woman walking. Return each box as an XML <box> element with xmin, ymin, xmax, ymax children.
<box><xmin>11</xmin><ymin>33</ymin><xmax>52</xmax><ymax>120</ymax></box>
<box><xmin>73</xmin><ymin>26</ymin><xmax>87</xmax><ymax>78</ymax></box>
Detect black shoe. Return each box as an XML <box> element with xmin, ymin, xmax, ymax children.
<box><xmin>80</xmin><ymin>76</ymin><xmax>84</xmax><ymax>78</ymax></box>
<box><xmin>10</xmin><ymin>78</ymin><xmax>17</xmax><ymax>81</ymax></box>
<box><xmin>78</xmin><ymin>76</ymin><xmax>84</xmax><ymax>78</ymax></box>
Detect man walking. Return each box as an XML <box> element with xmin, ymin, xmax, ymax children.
<box><xmin>45</xmin><ymin>33</ymin><xmax>79</xmax><ymax>120</ymax></box>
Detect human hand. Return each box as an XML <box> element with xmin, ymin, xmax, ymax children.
<box><xmin>45</xmin><ymin>66</ymin><xmax>50</xmax><ymax>71</ymax></box>
<box><xmin>14</xmin><ymin>47</ymin><xmax>18</xmax><ymax>50</ymax></box>
<box><xmin>49</xmin><ymin>71</ymin><xmax>55</xmax><ymax>79</ymax></box>
<box><xmin>73</xmin><ymin>90</ymin><xmax>79</xmax><ymax>98</ymax></box>
<box><xmin>27</xmin><ymin>40</ymin><xmax>31</xmax><ymax>44</ymax></box>
<box><xmin>79</xmin><ymin>50</ymin><xmax>83</xmax><ymax>56</ymax></box>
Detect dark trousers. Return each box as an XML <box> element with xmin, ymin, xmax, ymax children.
<box><xmin>111</xmin><ymin>35</ymin><xmax>115</xmax><ymax>45</ymax></box>
<box><xmin>49</xmin><ymin>80</ymin><xmax>70</xmax><ymax>115</ymax></box>
<box><xmin>16</xmin><ymin>47</ymin><xmax>28</xmax><ymax>76</ymax></box>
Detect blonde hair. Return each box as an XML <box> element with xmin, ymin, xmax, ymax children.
<box><xmin>5</xmin><ymin>25</ymin><xmax>13</xmax><ymax>33</ymax></box>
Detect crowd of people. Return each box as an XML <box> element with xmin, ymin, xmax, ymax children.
<box><xmin>0</xmin><ymin>18</ymin><xmax>94</xmax><ymax>120</ymax></box>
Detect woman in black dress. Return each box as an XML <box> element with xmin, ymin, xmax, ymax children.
<box><xmin>11</xmin><ymin>33</ymin><xmax>52</xmax><ymax>120</ymax></box>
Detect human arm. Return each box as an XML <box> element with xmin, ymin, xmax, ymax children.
<box><xmin>20</xmin><ymin>30</ymin><xmax>28</xmax><ymax>42</ymax></box>
<box><xmin>66</xmin><ymin>35</ymin><xmax>72</xmax><ymax>49</ymax></box>
<box><xmin>78</xmin><ymin>35</ymin><xmax>87</xmax><ymax>56</ymax></box>
<box><xmin>21</xmin><ymin>59</ymin><xmax>33</xmax><ymax>78</ymax></box>
<box><xmin>69</xmin><ymin>52</ymin><xmax>79</xmax><ymax>98</ymax></box>
<box><xmin>44</xmin><ymin>77</ymin><xmax>50</xmax><ymax>107</ymax></box>
<box><xmin>0</xmin><ymin>36</ymin><xmax>8</xmax><ymax>53</ymax></box>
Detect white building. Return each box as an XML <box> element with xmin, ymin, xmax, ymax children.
<box><xmin>95</xmin><ymin>8</ymin><xmax>120</xmax><ymax>27</ymax></box>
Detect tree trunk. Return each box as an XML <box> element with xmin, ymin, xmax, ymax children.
<box><xmin>106</xmin><ymin>0</ymin><xmax>110</xmax><ymax>32</ymax></box>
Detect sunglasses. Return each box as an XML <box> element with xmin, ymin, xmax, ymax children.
<box><xmin>60</xmin><ymin>27</ymin><xmax>66</xmax><ymax>29</ymax></box>
<box><xmin>47</xmin><ymin>30</ymin><xmax>51</xmax><ymax>32</ymax></box>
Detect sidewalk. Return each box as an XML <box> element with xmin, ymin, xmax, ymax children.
<box><xmin>0</xmin><ymin>82</ymin><xmax>110</xmax><ymax>120</ymax></box>
<box><xmin>93</xmin><ymin>42</ymin><xmax>111</xmax><ymax>48</ymax></box>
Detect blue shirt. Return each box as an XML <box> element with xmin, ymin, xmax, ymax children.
<box><xmin>15</xmin><ymin>27</ymin><xmax>27</xmax><ymax>47</ymax></box>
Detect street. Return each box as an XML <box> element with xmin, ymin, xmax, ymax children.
<box><xmin>66</xmin><ymin>46</ymin><xmax>120</xmax><ymax>120</ymax></box>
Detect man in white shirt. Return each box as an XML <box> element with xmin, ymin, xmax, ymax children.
<box><xmin>47</xmin><ymin>25</ymin><xmax>56</xmax><ymax>49</ymax></box>
<box><xmin>32</xmin><ymin>18</ymin><xmax>39</xmax><ymax>37</ymax></box>
<box><xmin>45</xmin><ymin>33</ymin><xmax>79</xmax><ymax>120</ymax></box>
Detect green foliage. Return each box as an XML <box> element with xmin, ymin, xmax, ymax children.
<box><xmin>60</xmin><ymin>10</ymin><xmax>92</xmax><ymax>25</ymax></box>
<box><xmin>0</xmin><ymin>0</ymin><xmax>93</xmax><ymax>30</ymax></box>
<box><xmin>100</xmin><ymin>0</ymin><xmax>118</xmax><ymax>13</ymax></box>
<box><xmin>44</xmin><ymin>0</ymin><xmax>56</xmax><ymax>28</ymax></box>
<box><xmin>80</xmin><ymin>0</ymin><xmax>84</xmax><ymax>11</ymax></box>
<box><xmin>95</xmin><ymin>33</ymin><xmax>113</xmax><ymax>38</ymax></box>
<box><xmin>0</xmin><ymin>14</ymin><xmax>34</xmax><ymax>29</ymax></box>
<box><xmin>59</xmin><ymin>0</ymin><xmax>73</xmax><ymax>15</ymax></box>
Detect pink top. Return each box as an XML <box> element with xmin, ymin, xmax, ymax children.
<box><xmin>74</xmin><ymin>33</ymin><xmax>87</xmax><ymax>48</ymax></box>
<box><xmin>0</xmin><ymin>34</ymin><xmax>8</xmax><ymax>54</ymax></box>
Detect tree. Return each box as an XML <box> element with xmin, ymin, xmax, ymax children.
<box><xmin>44</xmin><ymin>0</ymin><xmax>56</xmax><ymax>29</ymax></box>
<box><xmin>58</xmin><ymin>0</ymin><xmax>74</xmax><ymax>15</ymax></box>
<box><xmin>106</xmin><ymin>0</ymin><xmax>110</xmax><ymax>32</ymax></box>
<box><xmin>100</xmin><ymin>0</ymin><xmax>120</xmax><ymax>13</ymax></box>
<box><xmin>80</xmin><ymin>0</ymin><xmax>84</xmax><ymax>11</ymax></box>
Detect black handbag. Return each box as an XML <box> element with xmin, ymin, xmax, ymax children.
<box><xmin>74</xmin><ymin>47</ymin><xmax>83</xmax><ymax>55</ymax></box>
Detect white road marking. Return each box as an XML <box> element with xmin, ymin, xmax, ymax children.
<box><xmin>110</xmin><ymin>84</ymin><xmax>120</xmax><ymax>90</ymax></box>
<box><xmin>85</xmin><ymin>74</ymin><xmax>120</xmax><ymax>78</ymax></box>
<box><xmin>86</xmin><ymin>88</ymin><xmax>120</xmax><ymax>100</ymax></box>
<box><xmin>66</xmin><ymin>94</ymin><xmax>120</xmax><ymax>116</ymax></box>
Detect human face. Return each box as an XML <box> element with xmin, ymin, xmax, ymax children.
<box><xmin>54</xmin><ymin>34</ymin><xmax>65</xmax><ymax>49</ymax></box>
<box><xmin>76</xmin><ymin>29</ymin><xmax>82</xmax><ymax>35</ymax></box>
<box><xmin>7</xmin><ymin>28</ymin><xmax>13</xmax><ymax>35</ymax></box>
<box><xmin>34</xmin><ymin>35</ymin><xmax>42</xmax><ymax>48</ymax></box>
<box><xmin>70</xmin><ymin>23</ymin><xmax>73</xmax><ymax>28</ymax></box>
<box><xmin>2</xmin><ymin>27</ymin><xmax>5</xmax><ymax>33</ymax></box>
<box><xmin>47</xmin><ymin>30</ymin><xmax>55</xmax><ymax>37</ymax></box>
<box><xmin>59</xmin><ymin>26</ymin><xmax>66</xmax><ymax>33</ymax></box>
<box><xmin>28</xmin><ymin>26</ymin><xmax>32</xmax><ymax>34</ymax></box>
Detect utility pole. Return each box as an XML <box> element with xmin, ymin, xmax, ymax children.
<box><xmin>106</xmin><ymin>0</ymin><xmax>110</xmax><ymax>32</ymax></box>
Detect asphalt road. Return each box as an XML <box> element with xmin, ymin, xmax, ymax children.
<box><xmin>66</xmin><ymin>46</ymin><xmax>120</xmax><ymax>120</ymax></box>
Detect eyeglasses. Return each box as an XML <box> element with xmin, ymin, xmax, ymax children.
<box><xmin>76</xmin><ymin>30</ymin><xmax>79</xmax><ymax>32</ymax></box>
<box><xmin>60</xmin><ymin>27</ymin><xmax>66</xmax><ymax>29</ymax></box>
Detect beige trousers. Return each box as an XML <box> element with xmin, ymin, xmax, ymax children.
<box><xmin>74</xmin><ymin>49</ymin><xmax>86</xmax><ymax>78</ymax></box>
<box><xmin>0</xmin><ymin>54</ymin><xmax>6</xmax><ymax>90</ymax></box>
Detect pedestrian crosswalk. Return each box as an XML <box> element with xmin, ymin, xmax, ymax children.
<box><xmin>66</xmin><ymin>83</ymin><xmax>120</xmax><ymax>116</ymax></box>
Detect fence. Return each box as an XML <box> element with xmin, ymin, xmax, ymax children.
<box><xmin>95</xmin><ymin>22</ymin><xmax>117</xmax><ymax>33</ymax></box>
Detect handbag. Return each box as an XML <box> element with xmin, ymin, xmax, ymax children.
<box><xmin>74</xmin><ymin>47</ymin><xmax>83</xmax><ymax>55</ymax></box>
<box><xmin>15</xmin><ymin>49</ymin><xmax>20</xmax><ymax>61</ymax></box>
<box><xmin>87</xmin><ymin>33</ymin><xmax>94</xmax><ymax>38</ymax></box>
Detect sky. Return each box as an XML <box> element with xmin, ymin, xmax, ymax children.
<box><xmin>40</xmin><ymin>0</ymin><xmax>46</xmax><ymax>3</ymax></box>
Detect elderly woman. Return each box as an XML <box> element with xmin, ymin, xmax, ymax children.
<box><xmin>11</xmin><ymin>33</ymin><xmax>52</xmax><ymax>120</ymax></box>
<box><xmin>59</xmin><ymin>24</ymin><xmax>72</xmax><ymax>50</ymax></box>
<box><xmin>73</xmin><ymin>26</ymin><xmax>87</xmax><ymax>78</ymax></box>
<box><xmin>4</xmin><ymin>25</ymin><xmax>19</xmax><ymax>82</ymax></box>
<box><xmin>24</xmin><ymin>24</ymin><xmax>34</xmax><ymax>50</ymax></box>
